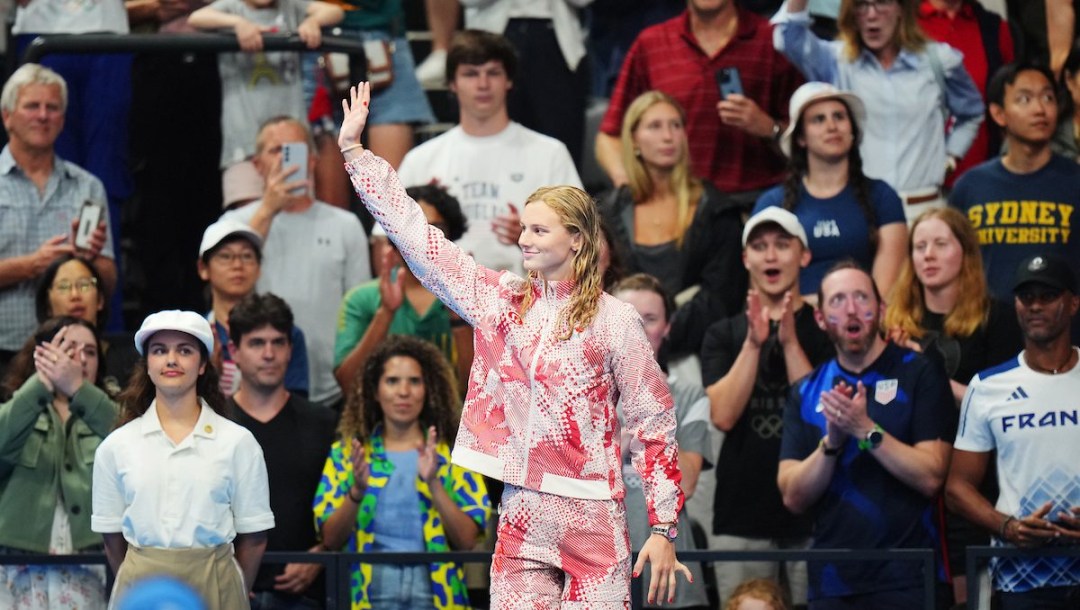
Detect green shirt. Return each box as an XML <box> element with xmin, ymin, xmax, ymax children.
<box><xmin>334</xmin><ymin>278</ymin><xmax>457</xmax><ymax>371</ymax></box>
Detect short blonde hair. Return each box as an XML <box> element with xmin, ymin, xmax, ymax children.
<box><xmin>724</xmin><ymin>578</ymin><xmax>789</xmax><ymax>610</ymax></box>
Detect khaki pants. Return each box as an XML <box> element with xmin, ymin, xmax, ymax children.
<box><xmin>110</xmin><ymin>543</ymin><xmax>246</xmax><ymax>610</ymax></box>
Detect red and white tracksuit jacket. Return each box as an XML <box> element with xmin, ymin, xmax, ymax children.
<box><xmin>346</xmin><ymin>152</ymin><xmax>684</xmax><ymax>527</ymax></box>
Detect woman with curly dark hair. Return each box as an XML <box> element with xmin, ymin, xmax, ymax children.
<box><xmin>91</xmin><ymin>310</ymin><xmax>273</xmax><ymax>609</ymax></box>
<box><xmin>315</xmin><ymin>334</ymin><xmax>489</xmax><ymax>610</ymax></box>
<box><xmin>752</xmin><ymin>82</ymin><xmax>908</xmax><ymax>304</ymax></box>
<box><xmin>0</xmin><ymin>316</ymin><xmax>116</xmax><ymax>609</ymax></box>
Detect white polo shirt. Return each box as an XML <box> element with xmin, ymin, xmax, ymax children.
<box><xmin>92</xmin><ymin>400</ymin><xmax>274</xmax><ymax>547</ymax></box>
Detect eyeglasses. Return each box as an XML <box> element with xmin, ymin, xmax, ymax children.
<box><xmin>51</xmin><ymin>278</ymin><xmax>97</xmax><ymax>294</ymax></box>
<box><xmin>212</xmin><ymin>251</ymin><xmax>259</xmax><ymax>266</ymax></box>
<box><xmin>1016</xmin><ymin>287</ymin><xmax>1064</xmax><ymax>306</ymax></box>
<box><xmin>854</xmin><ymin>0</ymin><xmax>897</xmax><ymax>14</ymax></box>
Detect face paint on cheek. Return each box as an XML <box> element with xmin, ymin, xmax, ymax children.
<box><xmin>863</xmin><ymin>311</ymin><xmax>875</xmax><ymax>320</ymax></box>
<box><xmin>826</xmin><ymin>315</ymin><xmax>840</xmax><ymax>325</ymax></box>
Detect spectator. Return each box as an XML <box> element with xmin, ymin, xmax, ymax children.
<box><xmin>883</xmin><ymin>206</ymin><xmax>1022</xmax><ymax>606</ymax></box>
<box><xmin>885</xmin><ymin>207</ymin><xmax>1022</xmax><ymax>403</ymax></box>
<box><xmin>597</xmin><ymin>0</ymin><xmax>804</xmax><ymax>210</ymax></box>
<box><xmin>317</xmin><ymin>0</ymin><xmax>435</xmax><ymax>169</ymax></box>
<box><xmin>35</xmin><ymin>255</ymin><xmax>139</xmax><ymax>397</ymax></box>
<box><xmin>724</xmin><ymin>578</ymin><xmax>790</xmax><ymax>610</ymax></box>
<box><xmin>1052</xmin><ymin>38</ymin><xmax>1080</xmax><ymax>161</ymax></box>
<box><xmin>0</xmin><ymin>317</ymin><xmax>117</xmax><ymax>609</ymax></box>
<box><xmin>92</xmin><ymin>311</ymin><xmax>274</xmax><ymax>608</ymax></box>
<box><xmin>946</xmin><ymin>253</ymin><xmax>1080</xmax><ymax>609</ymax></box>
<box><xmin>949</xmin><ymin>63</ymin><xmax>1080</xmax><ymax>303</ymax></box>
<box><xmin>777</xmin><ymin>261</ymin><xmax>955</xmax><ymax>607</ymax></box>
<box><xmin>598</xmin><ymin>90</ymin><xmax>746</xmax><ymax>356</ymax></box>
<box><xmin>1004</xmin><ymin>0</ymin><xmax>1075</xmax><ymax>77</ymax></box>
<box><xmin>462</xmin><ymin>0</ymin><xmax>592</xmax><ymax>167</ymax></box>
<box><xmin>223</xmin><ymin>116</ymin><xmax>371</xmax><ymax>409</ymax></box>
<box><xmin>12</xmin><ymin>1</ymin><xmax>131</xmax><ymax>294</ymax></box>
<box><xmin>398</xmin><ymin>29</ymin><xmax>582</xmax><ymax>275</ymax></box>
<box><xmin>0</xmin><ymin>64</ymin><xmax>115</xmax><ymax>373</ymax></box>
<box><xmin>35</xmin><ymin>255</ymin><xmax>106</xmax><ymax>332</ymax></box>
<box><xmin>773</xmin><ymin>0</ymin><xmax>986</xmax><ymax>222</ymax></box>
<box><xmin>918</xmin><ymin>0</ymin><xmax>1015</xmax><ymax>186</ymax></box>
<box><xmin>314</xmin><ymin>336</ymin><xmax>489</xmax><ymax>609</ymax></box>
<box><xmin>752</xmin><ymin>82</ymin><xmax>908</xmax><ymax>301</ymax></box>
<box><xmin>187</xmin><ymin>0</ymin><xmax>343</xmax><ymax>193</ymax></box>
<box><xmin>701</xmin><ymin>208</ymin><xmax>834</xmax><ymax>607</ymax></box>
<box><xmin>335</xmin><ymin>184</ymin><xmax>471</xmax><ymax>394</ymax></box>
<box><xmin>612</xmin><ymin>273</ymin><xmax>712</xmax><ymax>609</ymax></box>
<box><xmin>226</xmin><ymin>293</ymin><xmax>337</xmax><ymax>610</ymax></box>
<box><xmin>196</xmin><ymin>218</ymin><xmax>310</xmax><ymax>399</ymax></box>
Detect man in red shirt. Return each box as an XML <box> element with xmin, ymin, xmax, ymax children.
<box><xmin>918</xmin><ymin>0</ymin><xmax>1015</xmax><ymax>186</ymax></box>
<box><xmin>595</xmin><ymin>0</ymin><xmax>803</xmax><ymax>210</ymax></box>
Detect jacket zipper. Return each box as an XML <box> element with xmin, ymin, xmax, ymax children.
<box><xmin>520</xmin><ymin>280</ymin><xmax>558</xmax><ymax>482</ymax></box>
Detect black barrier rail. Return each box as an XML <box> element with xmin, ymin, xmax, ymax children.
<box><xmin>965</xmin><ymin>545</ymin><xmax>1080</xmax><ymax>607</ymax></box>
<box><xmin>0</xmin><ymin>548</ymin><xmax>938</xmax><ymax>608</ymax></box>
<box><xmin>20</xmin><ymin>32</ymin><xmax>367</xmax><ymax>65</ymax></box>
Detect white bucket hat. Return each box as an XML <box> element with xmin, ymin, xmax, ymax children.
<box><xmin>780</xmin><ymin>82</ymin><xmax>867</xmax><ymax>158</ymax></box>
<box><xmin>134</xmin><ymin>310</ymin><xmax>215</xmax><ymax>356</ymax></box>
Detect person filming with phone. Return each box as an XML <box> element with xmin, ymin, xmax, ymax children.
<box><xmin>596</xmin><ymin>0</ymin><xmax>803</xmax><ymax>212</ymax></box>
<box><xmin>221</xmin><ymin>116</ymin><xmax>370</xmax><ymax>410</ymax></box>
<box><xmin>0</xmin><ymin>64</ymin><xmax>115</xmax><ymax>375</ymax></box>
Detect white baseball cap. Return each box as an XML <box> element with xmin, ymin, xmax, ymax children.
<box><xmin>134</xmin><ymin>310</ymin><xmax>215</xmax><ymax>356</ymax></box>
<box><xmin>780</xmin><ymin>81</ymin><xmax>867</xmax><ymax>158</ymax></box>
<box><xmin>198</xmin><ymin>218</ymin><xmax>263</xmax><ymax>259</ymax></box>
<box><xmin>742</xmin><ymin>207</ymin><xmax>809</xmax><ymax>248</ymax></box>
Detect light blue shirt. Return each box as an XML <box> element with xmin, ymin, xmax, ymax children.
<box><xmin>771</xmin><ymin>3</ymin><xmax>985</xmax><ymax>194</ymax></box>
<box><xmin>371</xmin><ymin>450</ymin><xmax>425</xmax><ymax>552</ymax></box>
<box><xmin>0</xmin><ymin>145</ymin><xmax>113</xmax><ymax>351</ymax></box>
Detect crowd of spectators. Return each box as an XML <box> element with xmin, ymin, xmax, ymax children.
<box><xmin>1</xmin><ymin>0</ymin><xmax>1079</xmax><ymax>608</ymax></box>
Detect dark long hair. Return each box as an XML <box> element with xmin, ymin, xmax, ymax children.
<box><xmin>34</xmin><ymin>255</ymin><xmax>108</xmax><ymax>328</ymax></box>
<box><xmin>0</xmin><ymin>316</ymin><xmax>106</xmax><ymax>401</ymax></box>
<box><xmin>780</xmin><ymin>99</ymin><xmax>879</xmax><ymax>252</ymax></box>
<box><xmin>337</xmin><ymin>335</ymin><xmax>460</xmax><ymax>446</ymax></box>
<box><xmin>116</xmin><ymin>338</ymin><xmax>226</xmax><ymax>427</ymax></box>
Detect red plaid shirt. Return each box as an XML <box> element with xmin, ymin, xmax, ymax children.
<box><xmin>600</xmin><ymin>9</ymin><xmax>803</xmax><ymax>193</ymax></box>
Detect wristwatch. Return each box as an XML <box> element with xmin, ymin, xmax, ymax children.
<box><xmin>651</xmin><ymin>524</ymin><xmax>678</xmax><ymax>542</ymax></box>
<box><xmin>858</xmin><ymin>424</ymin><xmax>884</xmax><ymax>451</ymax></box>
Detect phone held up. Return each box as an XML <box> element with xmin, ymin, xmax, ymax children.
<box><xmin>281</xmin><ymin>141</ymin><xmax>308</xmax><ymax>196</ymax></box>
<box><xmin>74</xmin><ymin>200</ymin><xmax>103</xmax><ymax>250</ymax></box>
<box><xmin>715</xmin><ymin>67</ymin><xmax>744</xmax><ymax>100</ymax></box>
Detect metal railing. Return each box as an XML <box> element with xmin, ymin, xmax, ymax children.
<box><xmin>20</xmin><ymin>32</ymin><xmax>366</xmax><ymax>65</ymax></box>
<box><xmin>0</xmin><ymin>547</ymin><xmax>940</xmax><ymax>609</ymax></box>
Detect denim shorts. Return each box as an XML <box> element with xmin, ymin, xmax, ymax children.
<box><xmin>367</xmin><ymin>563</ymin><xmax>435</xmax><ymax>610</ymax></box>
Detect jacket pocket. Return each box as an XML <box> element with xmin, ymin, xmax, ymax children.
<box><xmin>17</xmin><ymin>414</ymin><xmax>51</xmax><ymax>468</ymax></box>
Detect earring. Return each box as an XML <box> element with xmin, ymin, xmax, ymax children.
<box><xmin>633</xmin><ymin>148</ymin><xmax>641</xmax><ymax>158</ymax></box>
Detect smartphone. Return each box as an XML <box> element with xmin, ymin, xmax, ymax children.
<box><xmin>715</xmin><ymin>67</ymin><xmax>744</xmax><ymax>100</ymax></box>
<box><xmin>281</xmin><ymin>141</ymin><xmax>308</xmax><ymax>196</ymax></box>
<box><xmin>74</xmin><ymin>200</ymin><xmax>103</xmax><ymax>250</ymax></box>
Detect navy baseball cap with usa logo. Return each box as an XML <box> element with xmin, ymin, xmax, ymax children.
<box><xmin>1012</xmin><ymin>254</ymin><xmax>1077</xmax><ymax>294</ymax></box>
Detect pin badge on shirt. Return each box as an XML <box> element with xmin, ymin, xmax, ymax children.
<box><xmin>875</xmin><ymin>379</ymin><xmax>898</xmax><ymax>405</ymax></box>
<box><xmin>204</xmin><ymin>425</ymin><xmax>214</xmax><ymax>434</ymax></box>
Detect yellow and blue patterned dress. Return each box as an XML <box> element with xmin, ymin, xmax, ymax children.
<box><xmin>313</xmin><ymin>428</ymin><xmax>489</xmax><ymax>610</ymax></box>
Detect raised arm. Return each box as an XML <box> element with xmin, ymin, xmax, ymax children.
<box><xmin>770</xmin><ymin>0</ymin><xmax>840</xmax><ymax>83</ymax></box>
<box><xmin>338</xmin><ymin>83</ymin><xmax>506</xmax><ymax>327</ymax></box>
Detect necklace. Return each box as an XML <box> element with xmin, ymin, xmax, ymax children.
<box><xmin>1026</xmin><ymin>348</ymin><xmax>1077</xmax><ymax>375</ymax></box>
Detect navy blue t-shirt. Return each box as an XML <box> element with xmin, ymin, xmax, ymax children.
<box><xmin>753</xmin><ymin>179</ymin><xmax>905</xmax><ymax>295</ymax></box>
<box><xmin>949</xmin><ymin>154</ymin><xmax>1080</xmax><ymax>301</ymax></box>
<box><xmin>780</xmin><ymin>342</ymin><xmax>955</xmax><ymax>600</ymax></box>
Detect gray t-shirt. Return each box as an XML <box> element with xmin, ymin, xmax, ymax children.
<box><xmin>212</xmin><ymin>0</ymin><xmax>310</xmax><ymax>167</ymax></box>
<box><xmin>620</xmin><ymin>374</ymin><xmax>712</xmax><ymax>608</ymax></box>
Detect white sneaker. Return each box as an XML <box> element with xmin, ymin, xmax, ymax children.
<box><xmin>415</xmin><ymin>49</ymin><xmax>448</xmax><ymax>89</ymax></box>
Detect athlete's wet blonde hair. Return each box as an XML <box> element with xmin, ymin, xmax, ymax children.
<box><xmin>519</xmin><ymin>186</ymin><xmax>603</xmax><ymax>340</ymax></box>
